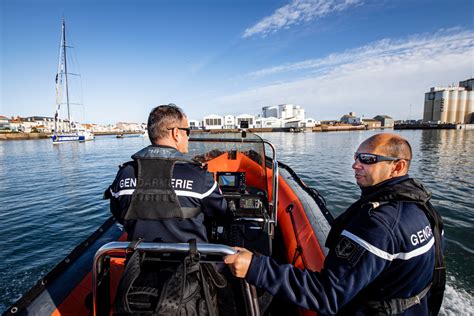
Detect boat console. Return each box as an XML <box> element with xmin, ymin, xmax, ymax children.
<box><xmin>217</xmin><ymin>171</ymin><xmax>267</xmax><ymax>217</ymax></box>
<box><xmin>209</xmin><ymin>171</ymin><xmax>272</xmax><ymax>256</ymax></box>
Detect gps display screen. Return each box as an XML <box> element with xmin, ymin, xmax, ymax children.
<box><xmin>218</xmin><ymin>175</ymin><xmax>236</xmax><ymax>187</ymax></box>
<box><xmin>217</xmin><ymin>172</ymin><xmax>245</xmax><ymax>191</ymax></box>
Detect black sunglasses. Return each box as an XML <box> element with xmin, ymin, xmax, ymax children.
<box><xmin>354</xmin><ymin>152</ymin><xmax>403</xmax><ymax>165</ymax></box>
<box><xmin>167</xmin><ymin>127</ymin><xmax>191</xmax><ymax>137</ymax></box>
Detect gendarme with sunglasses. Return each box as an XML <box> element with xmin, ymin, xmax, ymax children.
<box><xmin>224</xmin><ymin>133</ymin><xmax>445</xmax><ymax>315</ymax></box>
<box><xmin>105</xmin><ymin>104</ymin><xmax>228</xmax><ymax>243</ymax></box>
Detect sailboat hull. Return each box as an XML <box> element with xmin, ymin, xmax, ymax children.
<box><xmin>52</xmin><ymin>132</ymin><xmax>94</xmax><ymax>143</ymax></box>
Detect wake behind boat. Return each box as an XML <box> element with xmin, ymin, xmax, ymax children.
<box><xmin>52</xmin><ymin>19</ymin><xmax>94</xmax><ymax>144</ymax></box>
<box><xmin>4</xmin><ymin>132</ymin><xmax>332</xmax><ymax>316</ymax></box>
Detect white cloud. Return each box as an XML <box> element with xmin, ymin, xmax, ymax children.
<box><xmin>247</xmin><ymin>29</ymin><xmax>474</xmax><ymax>78</ymax></box>
<box><xmin>243</xmin><ymin>0</ymin><xmax>362</xmax><ymax>38</ymax></box>
<box><xmin>203</xmin><ymin>29</ymin><xmax>474</xmax><ymax>120</ymax></box>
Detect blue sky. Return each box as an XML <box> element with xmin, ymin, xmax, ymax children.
<box><xmin>1</xmin><ymin>0</ymin><xmax>473</xmax><ymax>124</ymax></box>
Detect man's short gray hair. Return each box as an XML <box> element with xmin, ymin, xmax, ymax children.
<box><xmin>147</xmin><ymin>104</ymin><xmax>186</xmax><ymax>144</ymax></box>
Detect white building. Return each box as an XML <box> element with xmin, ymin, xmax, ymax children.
<box><xmin>235</xmin><ymin>114</ymin><xmax>256</xmax><ymax>128</ymax></box>
<box><xmin>261</xmin><ymin>104</ymin><xmax>307</xmax><ymax>126</ymax></box>
<box><xmin>278</xmin><ymin>104</ymin><xmax>305</xmax><ymax>121</ymax></box>
<box><xmin>0</xmin><ymin>116</ymin><xmax>10</xmax><ymax>130</ymax></box>
<box><xmin>303</xmin><ymin>118</ymin><xmax>319</xmax><ymax>128</ymax></box>
<box><xmin>256</xmin><ymin>117</ymin><xmax>282</xmax><ymax>128</ymax></box>
<box><xmin>8</xmin><ymin>118</ymin><xmax>22</xmax><ymax>131</ymax></box>
<box><xmin>92</xmin><ymin>124</ymin><xmax>116</xmax><ymax>132</ymax></box>
<box><xmin>203</xmin><ymin>114</ymin><xmax>223</xmax><ymax>130</ymax></box>
<box><xmin>262</xmin><ymin>106</ymin><xmax>279</xmax><ymax>118</ymax></box>
<box><xmin>189</xmin><ymin>119</ymin><xmax>201</xmax><ymax>130</ymax></box>
<box><xmin>423</xmin><ymin>78</ymin><xmax>474</xmax><ymax>124</ymax></box>
<box><xmin>116</xmin><ymin>122</ymin><xmax>142</xmax><ymax>132</ymax></box>
<box><xmin>18</xmin><ymin>116</ymin><xmax>70</xmax><ymax>133</ymax></box>
<box><xmin>223</xmin><ymin>115</ymin><xmax>235</xmax><ymax>129</ymax></box>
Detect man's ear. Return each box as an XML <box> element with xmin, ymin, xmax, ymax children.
<box><xmin>170</xmin><ymin>127</ymin><xmax>179</xmax><ymax>141</ymax></box>
<box><xmin>391</xmin><ymin>159</ymin><xmax>408</xmax><ymax>176</ymax></box>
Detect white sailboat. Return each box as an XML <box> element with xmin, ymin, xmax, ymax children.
<box><xmin>52</xmin><ymin>19</ymin><xmax>94</xmax><ymax>144</ymax></box>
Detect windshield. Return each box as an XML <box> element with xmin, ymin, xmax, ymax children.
<box><xmin>186</xmin><ymin>132</ymin><xmax>269</xmax><ymax>195</ymax></box>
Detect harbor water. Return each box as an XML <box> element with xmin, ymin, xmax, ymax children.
<box><xmin>0</xmin><ymin>129</ymin><xmax>472</xmax><ymax>314</ymax></box>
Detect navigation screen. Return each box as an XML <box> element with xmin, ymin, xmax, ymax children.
<box><xmin>217</xmin><ymin>172</ymin><xmax>245</xmax><ymax>191</ymax></box>
<box><xmin>219</xmin><ymin>175</ymin><xmax>236</xmax><ymax>187</ymax></box>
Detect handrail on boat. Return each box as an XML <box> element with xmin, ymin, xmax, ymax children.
<box><xmin>263</xmin><ymin>139</ymin><xmax>279</xmax><ymax>235</ymax></box>
<box><xmin>92</xmin><ymin>241</ymin><xmax>238</xmax><ymax>316</ymax></box>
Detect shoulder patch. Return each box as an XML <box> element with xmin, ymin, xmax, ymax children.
<box><xmin>335</xmin><ymin>236</ymin><xmax>357</xmax><ymax>259</ymax></box>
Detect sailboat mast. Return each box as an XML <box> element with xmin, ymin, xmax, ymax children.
<box><xmin>62</xmin><ymin>19</ymin><xmax>72</xmax><ymax>131</ymax></box>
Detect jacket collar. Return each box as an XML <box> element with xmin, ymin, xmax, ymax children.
<box><xmin>131</xmin><ymin>145</ymin><xmax>185</xmax><ymax>160</ymax></box>
<box><xmin>360</xmin><ymin>175</ymin><xmax>409</xmax><ymax>197</ymax></box>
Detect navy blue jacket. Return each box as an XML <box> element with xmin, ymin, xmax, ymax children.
<box><xmin>246</xmin><ymin>176</ymin><xmax>439</xmax><ymax>315</ymax></box>
<box><xmin>108</xmin><ymin>145</ymin><xmax>228</xmax><ymax>242</ymax></box>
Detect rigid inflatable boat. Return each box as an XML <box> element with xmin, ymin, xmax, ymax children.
<box><xmin>4</xmin><ymin>132</ymin><xmax>333</xmax><ymax>316</ymax></box>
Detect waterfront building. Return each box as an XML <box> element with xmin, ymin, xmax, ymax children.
<box><xmin>423</xmin><ymin>78</ymin><xmax>474</xmax><ymax>124</ymax></box>
<box><xmin>22</xmin><ymin>117</ymin><xmax>48</xmax><ymax>133</ymax></box>
<box><xmin>0</xmin><ymin>116</ymin><xmax>10</xmax><ymax>130</ymax></box>
<box><xmin>262</xmin><ymin>104</ymin><xmax>305</xmax><ymax>122</ymax></box>
<box><xmin>81</xmin><ymin>123</ymin><xmax>95</xmax><ymax>132</ymax></box>
<box><xmin>271</xmin><ymin>117</ymin><xmax>284</xmax><ymax>127</ymax></box>
<box><xmin>20</xmin><ymin>118</ymin><xmax>39</xmax><ymax>133</ymax></box>
<box><xmin>279</xmin><ymin>104</ymin><xmax>305</xmax><ymax>121</ymax></box>
<box><xmin>223</xmin><ymin>115</ymin><xmax>235</xmax><ymax>129</ymax></box>
<box><xmin>203</xmin><ymin>114</ymin><xmax>223</xmax><ymax>130</ymax></box>
<box><xmin>373</xmin><ymin>115</ymin><xmax>394</xmax><ymax>128</ymax></box>
<box><xmin>8</xmin><ymin>117</ymin><xmax>23</xmax><ymax>132</ymax></box>
<box><xmin>25</xmin><ymin>116</ymin><xmax>54</xmax><ymax>132</ymax></box>
<box><xmin>9</xmin><ymin>116</ymin><xmax>68</xmax><ymax>133</ymax></box>
<box><xmin>188</xmin><ymin>119</ymin><xmax>201</xmax><ymax>130</ymax></box>
<box><xmin>362</xmin><ymin>118</ymin><xmax>382</xmax><ymax>129</ymax></box>
<box><xmin>92</xmin><ymin>124</ymin><xmax>117</xmax><ymax>132</ymax></box>
<box><xmin>255</xmin><ymin>117</ymin><xmax>282</xmax><ymax>128</ymax></box>
<box><xmin>304</xmin><ymin>118</ymin><xmax>319</xmax><ymax>128</ymax></box>
<box><xmin>116</xmin><ymin>122</ymin><xmax>142</xmax><ymax>132</ymax></box>
<box><xmin>340</xmin><ymin>113</ymin><xmax>361</xmax><ymax>124</ymax></box>
<box><xmin>262</xmin><ymin>106</ymin><xmax>279</xmax><ymax>118</ymax></box>
<box><xmin>260</xmin><ymin>104</ymin><xmax>306</xmax><ymax>127</ymax></box>
<box><xmin>235</xmin><ymin>114</ymin><xmax>256</xmax><ymax>128</ymax></box>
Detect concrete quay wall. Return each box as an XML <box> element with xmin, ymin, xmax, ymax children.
<box><xmin>394</xmin><ymin>123</ymin><xmax>474</xmax><ymax>130</ymax></box>
<box><xmin>0</xmin><ymin>132</ymin><xmax>50</xmax><ymax>141</ymax></box>
<box><xmin>313</xmin><ymin>124</ymin><xmax>367</xmax><ymax>132</ymax></box>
